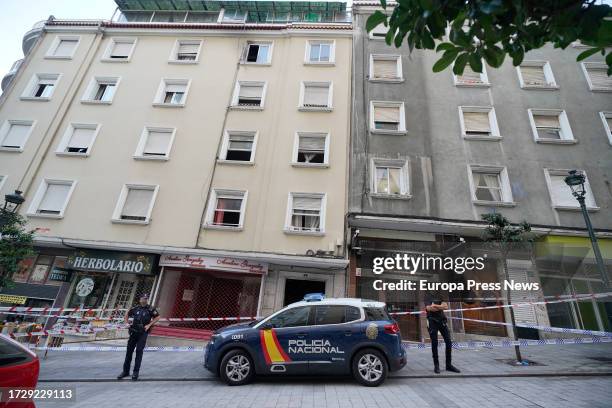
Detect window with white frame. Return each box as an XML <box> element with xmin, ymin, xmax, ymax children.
<box><xmin>83</xmin><ymin>77</ymin><xmax>119</xmax><ymax>103</ymax></box>
<box><xmin>459</xmin><ymin>107</ymin><xmax>500</xmax><ymax>139</ymax></box>
<box><xmin>368</xmin><ymin>24</ymin><xmax>387</xmax><ymax>40</ymax></box>
<box><xmin>104</xmin><ymin>38</ymin><xmax>136</xmax><ymax>61</ymax></box>
<box><xmin>56</xmin><ymin>123</ymin><xmax>99</xmax><ymax>155</ymax></box>
<box><xmin>243</xmin><ymin>42</ymin><xmax>272</xmax><ymax>64</ymax></box>
<box><xmin>23</xmin><ymin>74</ymin><xmax>59</xmax><ymax>99</ymax></box>
<box><xmin>299</xmin><ymin>82</ymin><xmax>332</xmax><ymax>110</ymax></box>
<box><xmin>0</xmin><ymin>120</ymin><xmax>34</xmax><ymax>151</ymax></box>
<box><xmin>372</xmin><ymin>159</ymin><xmax>409</xmax><ymax>196</ymax></box>
<box><xmin>545</xmin><ymin>169</ymin><xmax>597</xmax><ymax>209</ymax></box>
<box><xmin>370</xmin><ymin>55</ymin><xmax>402</xmax><ymax>81</ymax></box>
<box><xmin>581</xmin><ymin>62</ymin><xmax>612</xmax><ymax>91</ymax></box>
<box><xmin>293</xmin><ymin>132</ymin><xmax>329</xmax><ymax>166</ymax></box>
<box><xmin>135</xmin><ymin>127</ymin><xmax>175</xmax><ymax>160</ymax></box>
<box><xmin>286</xmin><ymin>193</ymin><xmax>325</xmax><ymax>233</ymax></box>
<box><xmin>600</xmin><ymin>112</ymin><xmax>612</xmax><ymax>145</ymax></box>
<box><xmin>154</xmin><ymin>79</ymin><xmax>189</xmax><ymax>106</ymax></box>
<box><xmin>370</xmin><ymin>101</ymin><xmax>405</xmax><ymax>133</ymax></box>
<box><xmin>528</xmin><ymin>109</ymin><xmax>574</xmax><ymax>143</ymax></box>
<box><xmin>47</xmin><ymin>36</ymin><xmax>79</xmax><ymax>58</ymax></box>
<box><xmin>517</xmin><ymin>61</ymin><xmax>557</xmax><ymax>89</ymax></box>
<box><xmin>171</xmin><ymin>40</ymin><xmax>202</xmax><ymax>62</ymax></box>
<box><xmin>233</xmin><ymin>81</ymin><xmax>265</xmax><ymax>108</ymax></box>
<box><xmin>220</xmin><ymin>131</ymin><xmax>256</xmax><ymax>162</ymax></box>
<box><xmin>306</xmin><ymin>40</ymin><xmax>334</xmax><ymax>64</ymax></box>
<box><xmin>113</xmin><ymin>185</ymin><xmax>158</xmax><ymax>223</ymax></box>
<box><xmin>28</xmin><ymin>179</ymin><xmax>76</xmax><ymax>217</ymax></box>
<box><xmin>469</xmin><ymin>166</ymin><xmax>513</xmax><ymax>204</ymax></box>
<box><xmin>454</xmin><ymin>64</ymin><xmax>489</xmax><ymax>86</ymax></box>
<box><xmin>206</xmin><ymin>190</ymin><xmax>247</xmax><ymax>228</ymax></box>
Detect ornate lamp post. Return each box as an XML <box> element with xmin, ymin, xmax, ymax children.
<box><xmin>564</xmin><ymin>170</ymin><xmax>609</xmax><ymax>288</ymax></box>
<box><xmin>2</xmin><ymin>190</ymin><xmax>25</xmax><ymax>214</ymax></box>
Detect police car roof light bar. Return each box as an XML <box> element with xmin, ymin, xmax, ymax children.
<box><xmin>303</xmin><ymin>293</ymin><xmax>325</xmax><ymax>302</ymax></box>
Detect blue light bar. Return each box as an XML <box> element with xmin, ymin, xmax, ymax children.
<box><xmin>303</xmin><ymin>293</ymin><xmax>325</xmax><ymax>302</ymax></box>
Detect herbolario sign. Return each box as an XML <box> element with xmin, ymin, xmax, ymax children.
<box><xmin>66</xmin><ymin>250</ymin><xmax>155</xmax><ymax>275</ymax></box>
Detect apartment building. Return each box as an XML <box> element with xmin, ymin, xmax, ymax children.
<box><xmin>0</xmin><ymin>0</ymin><xmax>352</xmax><ymax>335</ymax></box>
<box><xmin>350</xmin><ymin>1</ymin><xmax>611</xmax><ymax>341</ymax></box>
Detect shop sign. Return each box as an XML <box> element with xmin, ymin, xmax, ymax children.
<box><xmin>159</xmin><ymin>254</ymin><xmax>268</xmax><ymax>274</ymax></box>
<box><xmin>48</xmin><ymin>267</ymin><xmax>73</xmax><ymax>282</ymax></box>
<box><xmin>67</xmin><ymin>250</ymin><xmax>155</xmax><ymax>275</ymax></box>
<box><xmin>75</xmin><ymin>278</ymin><xmax>95</xmax><ymax>297</ymax></box>
<box><xmin>0</xmin><ymin>294</ymin><xmax>27</xmax><ymax>304</ymax></box>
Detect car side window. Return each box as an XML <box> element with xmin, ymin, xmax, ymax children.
<box><xmin>267</xmin><ymin>306</ymin><xmax>311</xmax><ymax>328</ymax></box>
<box><xmin>345</xmin><ymin>306</ymin><xmax>361</xmax><ymax>322</ymax></box>
<box><xmin>365</xmin><ymin>307</ymin><xmax>390</xmax><ymax>321</ymax></box>
<box><xmin>314</xmin><ymin>305</ymin><xmax>346</xmax><ymax>325</ymax></box>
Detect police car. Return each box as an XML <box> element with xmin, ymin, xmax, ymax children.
<box><xmin>204</xmin><ymin>294</ymin><xmax>406</xmax><ymax>386</ymax></box>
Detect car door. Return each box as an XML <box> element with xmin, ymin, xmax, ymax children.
<box><xmin>308</xmin><ymin>305</ymin><xmax>363</xmax><ymax>375</ymax></box>
<box><xmin>259</xmin><ymin>305</ymin><xmax>312</xmax><ymax>375</ymax></box>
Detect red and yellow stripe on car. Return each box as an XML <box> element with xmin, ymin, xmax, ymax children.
<box><xmin>260</xmin><ymin>329</ymin><xmax>291</xmax><ymax>365</ymax></box>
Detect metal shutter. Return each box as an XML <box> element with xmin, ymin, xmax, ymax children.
<box><xmin>586</xmin><ymin>67</ymin><xmax>612</xmax><ymax>89</ymax></box>
<box><xmin>373</xmin><ymin>59</ymin><xmax>397</xmax><ymax>79</ymax></box>
<box><xmin>67</xmin><ymin>127</ymin><xmax>95</xmax><ymax>149</ymax></box>
<box><xmin>507</xmin><ymin>267</ymin><xmax>537</xmax><ymax>324</ymax></box>
<box><xmin>144</xmin><ymin>131</ymin><xmax>170</xmax><ymax>155</ymax></box>
<box><xmin>463</xmin><ymin>112</ymin><xmax>490</xmax><ymax>132</ymax></box>
<box><xmin>111</xmin><ymin>41</ymin><xmax>133</xmax><ymax>57</ymax></box>
<box><xmin>298</xmin><ymin>135</ymin><xmax>325</xmax><ymax>151</ymax></box>
<box><xmin>39</xmin><ymin>184</ymin><xmax>71</xmax><ymax>212</ymax></box>
<box><xmin>303</xmin><ymin>85</ymin><xmax>329</xmax><ymax>107</ymax></box>
<box><xmin>239</xmin><ymin>84</ymin><xmax>263</xmax><ymax>98</ymax></box>
<box><xmin>293</xmin><ymin>196</ymin><xmax>321</xmax><ymax>211</ymax></box>
<box><xmin>374</xmin><ymin>106</ymin><xmax>399</xmax><ymax>122</ymax></box>
<box><xmin>122</xmin><ymin>189</ymin><xmax>153</xmax><ymax>218</ymax></box>
<box><xmin>54</xmin><ymin>39</ymin><xmax>77</xmax><ymax>56</ymax></box>
<box><xmin>2</xmin><ymin>124</ymin><xmax>31</xmax><ymax>148</ymax></box>
<box><xmin>521</xmin><ymin>66</ymin><xmax>546</xmax><ymax>85</ymax></box>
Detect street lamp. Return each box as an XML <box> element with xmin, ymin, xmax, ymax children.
<box><xmin>2</xmin><ymin>190</ymin><xmax>25</xmax><ymax>214</ymax></box>
<box><xmin>564</xmin><ymin>170</ymin><xmax>609</xmax><ymax>288</ymax></box>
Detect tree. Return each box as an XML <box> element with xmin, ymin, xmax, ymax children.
<box><xmin>481</xmin><ymin>213</ymin><xmax>533</xmax><ymax>362</ymax></box>
<box><xmin>0</xmin><ymin>212</ymin><xmax>35</xmax><ymax>291</ymax></box>
<box><xmin>366</xmin><ymin>0</ymin><xmax>612</xmax><ymax>76</ymax></box>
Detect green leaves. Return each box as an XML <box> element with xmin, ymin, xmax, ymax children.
<box><xmin>366</xmin><ymin>11</ymin><xmax>387</xmax><ymax>33</ymax></box>
<box><xmin>433</xmin><ymin>48</ymin><xmax>459</xmax><ymax>72</ymax></box>
<box><xmin>577</xmin><ymin>46</ymin><xmax>603</xmax><ymax>61</ymax></box>
<box><xmin>0</xmin><ymin>212</ymin><xmax>35</xmax><ymax>291</ymax></box>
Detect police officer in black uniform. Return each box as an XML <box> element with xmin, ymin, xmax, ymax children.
<box><xmin>426</xmin><ymin>294</ymin><xmax>460</xmax><ymax>374</ymax></box>
<box><xmin>117</xmin><ymin>294</ymin><xmax>160</xmax><ymax>381</ymax></box>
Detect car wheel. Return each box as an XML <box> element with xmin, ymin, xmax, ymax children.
<box><xmin>219</xmin><ymin>349</ymin><xmax>254</xmax><ymax>386</ymax></box>
<box><xmin>352</xmin><ymin>348</ymin><xmax>388</xmax><ymax>386</ymax></box>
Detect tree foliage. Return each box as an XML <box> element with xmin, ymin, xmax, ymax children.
<box><xmin>366</xmin><ymin>0</ymin><xmax>612</xmax><ymax>75</ymax></box>
<box><xmin>0</xmin><ymin>212</ymin><xmax>35</xmax><ymax>290</ymax></box>
<box><xmin>481</xmin><ymin>212</ymin><xmax>533</xmax><ymax>248</ymax></box>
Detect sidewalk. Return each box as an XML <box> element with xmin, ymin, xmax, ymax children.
<box><xmin>36</xmin><ymin>340</ymin><xmax>612</xmax><ymax>381</ymax></box>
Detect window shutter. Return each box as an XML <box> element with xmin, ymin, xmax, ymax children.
<box><xmin>373</xmin><ymin>59</ymin><xmax>398</xmax><ymax>79</ymax></box>
<box><xmin>507</xmin><ymin>266</ymin><xmax>537</xmax><ymax>324</ymax></box>
<box><xmin>298</xmin><ymin>135</ymin><xmax>325</xmax><ymax>151</ymax></box>
<box><xmin>587</xmin><ymin>67</ymin><xmax>612</xmax><ymax>89</ymax></box>
<box><xmin>166</xmin><ymin>83</ymin><xmax>186</xmax><ymax>93</ymax></box>
<box><xmin>144</xmin><ymin>131</ymin><xmax>170</xmax><ymax>155</ymax></box>
<box><xmin>549</xmin><ymin>175</ymin><xmax>575</xmax><ymax>207</ymax></box>
<box><xmin>111</xmin><ymin>41</ymin><xmax>133</xmax><ymax>57</ymax></box>
<box><xmin>239</xmin><ymin>84</ymin><xmax>263</xmax><ymax>98</ymax></box>
<box><xmin>457</xmin><ymin>67</ymin><xmax>482</xmax><ymax>83</ymax></box>
<box><xmin>228</xmin><ymin>134</ymin><xmax>253</xmax><ymax>150</ymax></box>
<box><xmin>55</xmin><ymin>39</ymin><xmax>77</xmax><ymax>56</ymax></box>
<box><xmin>122</xmin><ymin>189</ymin><xmax>153</xmax><ymax>218</ymax></box>
<box><xmin>39</xmin><ymin>183</ymin><xmax>70</xmax><ymax>212</ymax></box>
<box><xmin>533</xmin><ymin>114</ymin><xmax>560</xmax><ymax>128</ymax></box>
<box><xmin>374</xmin><ymin>106</ymin><xmax>400</xmax><ymax>123</ymax></box>
<box><xmin>293</xmin><ymin>196</ymin><xmax>321</xmax><ymax>211</ymax></box>
<box><xmin>3</xmin><ymin>124</ymin><xmax>31</xmax><ymax>147</ymax></box>
<box><xmin>68</xmin><ymin>127</ymin><xmax>95</xmax><ymax>149</ymax></box>
<box><xmin>303</xmin><ymin>85</ymin><xmax>329</xmax><ymax>107</ymax></box>
<box><xmin>521</xmin><ymin>66</ymin><xmax>546</xmax><ymax>85</ymax></box>
<box><xmin>178</xmin><ymin>42</ymin><xmax>199</xmax><ymax>54</ymax></box>
<box><xmin>38</xmin><ymin>77</ymin><xmax>56</xmax><ymax>85</ymax></box>
<box><xmin>463</xmin><ymin>112</ymin><xmax>490</xmax><ymax>132</ymax></box>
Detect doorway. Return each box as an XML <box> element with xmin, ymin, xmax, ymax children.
<box><xmin>283</xmin><ymin>279</ymin><xmax>326</xmax><ymax>306</ymax></box>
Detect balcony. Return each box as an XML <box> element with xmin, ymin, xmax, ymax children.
<box><xmin>1</xmin><ymin>59</ymin><xmax>23</xmax><ymax>92</ymax></box>
<box><xmin>22</xmin><ymin>20</ymin><xmax>45</xmax><ymax>55</ymax></box>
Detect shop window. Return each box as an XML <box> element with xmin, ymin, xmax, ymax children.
<box><xmin>28</xmin><ymin>255</ymin><xmax>53</xmax><ymax>284</ymax></box>
<box><xmin>13</xmin><ymin>257</ymin><xmax>36</xmax><ymax>283</ymax></box>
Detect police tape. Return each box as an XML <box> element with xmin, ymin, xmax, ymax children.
<box><xmin>0</xmin><ymin>306</ymin><xmax>126</xmax><ymax>313</ymax></box>
<box><xmin>447</xmin><ymin>316</ymin><xmax>612</xmax><ymax>337</ymax></box>
<box><xmin>28</xmin><ymin>336</ymin><xmax>612</xmax><ymax>352</ymax></box>
<box><xmin>8</xmin><ymin>324</ymin><xmax>128</xmax><ymax>338</ymax></box>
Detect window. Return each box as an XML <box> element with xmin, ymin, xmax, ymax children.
<box><xmin>243</xmin><ymin>42</ymin><xmax>272</xmax><ymax>64</ymax></box>
<box><xmin>171</xmin><ymin>40</ymin><xmax>202</xmax><ymax>63</ymax></box>
<box><xmin>103</xmin><ymin>38</ymin><xmax>136</xmax><ymax>61</ymax></box>
<box><xmin>581</xmin><ymin>62</ymin><xmax>612</xmax><ymax>92</ymax></box>
<box><xmin>459</xmin><ymin>107</ymin><xmax>501</xmax><ymax>140</ymax></box>
<box><xmin>600</xmin><ymin>112</ymin><xmax>612</xmax><ymax>145</ymax></box>
<box><xmin>154</xmin><ymin>79</ymin><xmax>190</xmax><ymax>107</ymax></box>
<box><xmin>220</xmin><ymin>131</ymin><xmax>256</xmax><ymax>163</ymax></box>
<box><xmin>205</xmin><ymin>189</ymin><xmax>247</xmax><ymax>229</ymax></box>
<box><xmin>232</xmin><ymin>81</ymin><xmax>266</xmax><ymax>108</ymax></box>
<box><xmin>372</xmin><ymin>159</ymin><xmax>409</xmax><ymax>197</ymax></box>
<box><xmin>112</xmin><ymin>185</ymin><xmax>158</xmax><ymax>224</ymax></box>
<box><xmin>528</xmin><ymin>109</ymin><xmax>575</xmax><ymax>143</ymax></box>
<box><xmin>56</xmin><ymin>123</ymin><xmax>99</xmax><ymax>156</ymax></box>
<box><xmin>314</xmin><ymin>305</ymin><xmax>358</xmax><ymax>325</ymax></box>
<box><xmin>0</xmin><ymin>120</ymin><xmax>34</xmax><ymax>151</ymax></box>
<box><xmin>22</xmin><ymin>74</ymin><xmax>60</xmax><ymax>100</ymax></box>
<box><xmin>293</xmin><ymin>132</ymin><xmax>329</xmax><ymax>166</ymax></box>
<box><xmin>469</xmin><ymin>165</ymin><xmax>514</xmax><ymax>205</ymax></box>
<box><xmin>370</xmin><ymin>101</ymin><xmax>406</xmax><ymax>134</ymax></box>
<box><xmin>368</xmin><ymin>24</ymin><xmax>387</xmax><ymax>40</ymax></box>
<box><xmin>517</xmin><ymin>61</ymin><xmax>557</xmax><ymax>89</ymax></box>
<box><xmin>222</xmin><ymin>9</ymin><xmax>247</xmax><ymax>23</ymax></box>
<box><xmin>545</xmin><ymin>169</ymin><xmax>597</xmax><ymax>210</ymax></box>
<box><xmin>365</xmin><ymin>307</ymin><xmax>391</xmax><ymax>321</ymax></box>
<box><xmin>47</xmin><ymin>36</ymin><xmax>79</xmax><ymax>58</ymax></box>
<box><xmin>82</xmin><ymin>77</ymin><xmax>119</xmax><ymax>103</ymax></box>
<box><xmin>286</xmin><ymin>193</ymin><xmax>325</xmax><ymax>233</ymax></box>
<box><xmin>134</xmin><ymin>127</ymin><xmax>175</xmax><ymax>160</ymax></box>
<box><xmin>453</xmin><ymin>64</ymin><xmax>489</xmax><ymax>87</ymax></box>
<box><xmin>28</xmin><ymin>179</ymin><xmax>76</xmax><ymax>218</ymax></box>
<box><xmin>299</xmin><ymin>82</ymin><xmax>332</xmax><ymax>111</ymax></box>
<box><xmin>370</xmin><ymin>55</ymin><xmax>402</xmax><ymax>81</ymax></box>
<box><xmin>305</xmin><ymin>40</ymin><xmax>334</xmax><ymax>64</ymax></box>
<box><xmin>266</xmin><ymin>306</ymin><xmax>311</xmax><ymax>328</ymax></box>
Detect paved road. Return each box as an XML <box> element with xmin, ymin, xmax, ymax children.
<box><xmin>36</xmin><ymin>376</ymin><xmax>612</xmax><ymax>408</ymax></box>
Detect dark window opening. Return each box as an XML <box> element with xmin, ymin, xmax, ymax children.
<box><xmin>226</xmin><ymin>150</ymin><xmax>252</xmax><ymax>161</ymax></box>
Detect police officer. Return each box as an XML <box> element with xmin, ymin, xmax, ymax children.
<box><xmin>426</xmin><ymin>294</ymin><xmax>460</xmax><ymax>374</ymax></box>
<box><xmin>117</xmin><ymin>294</ymin><xmax>160</xmax><ymax>381</ymax></box>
